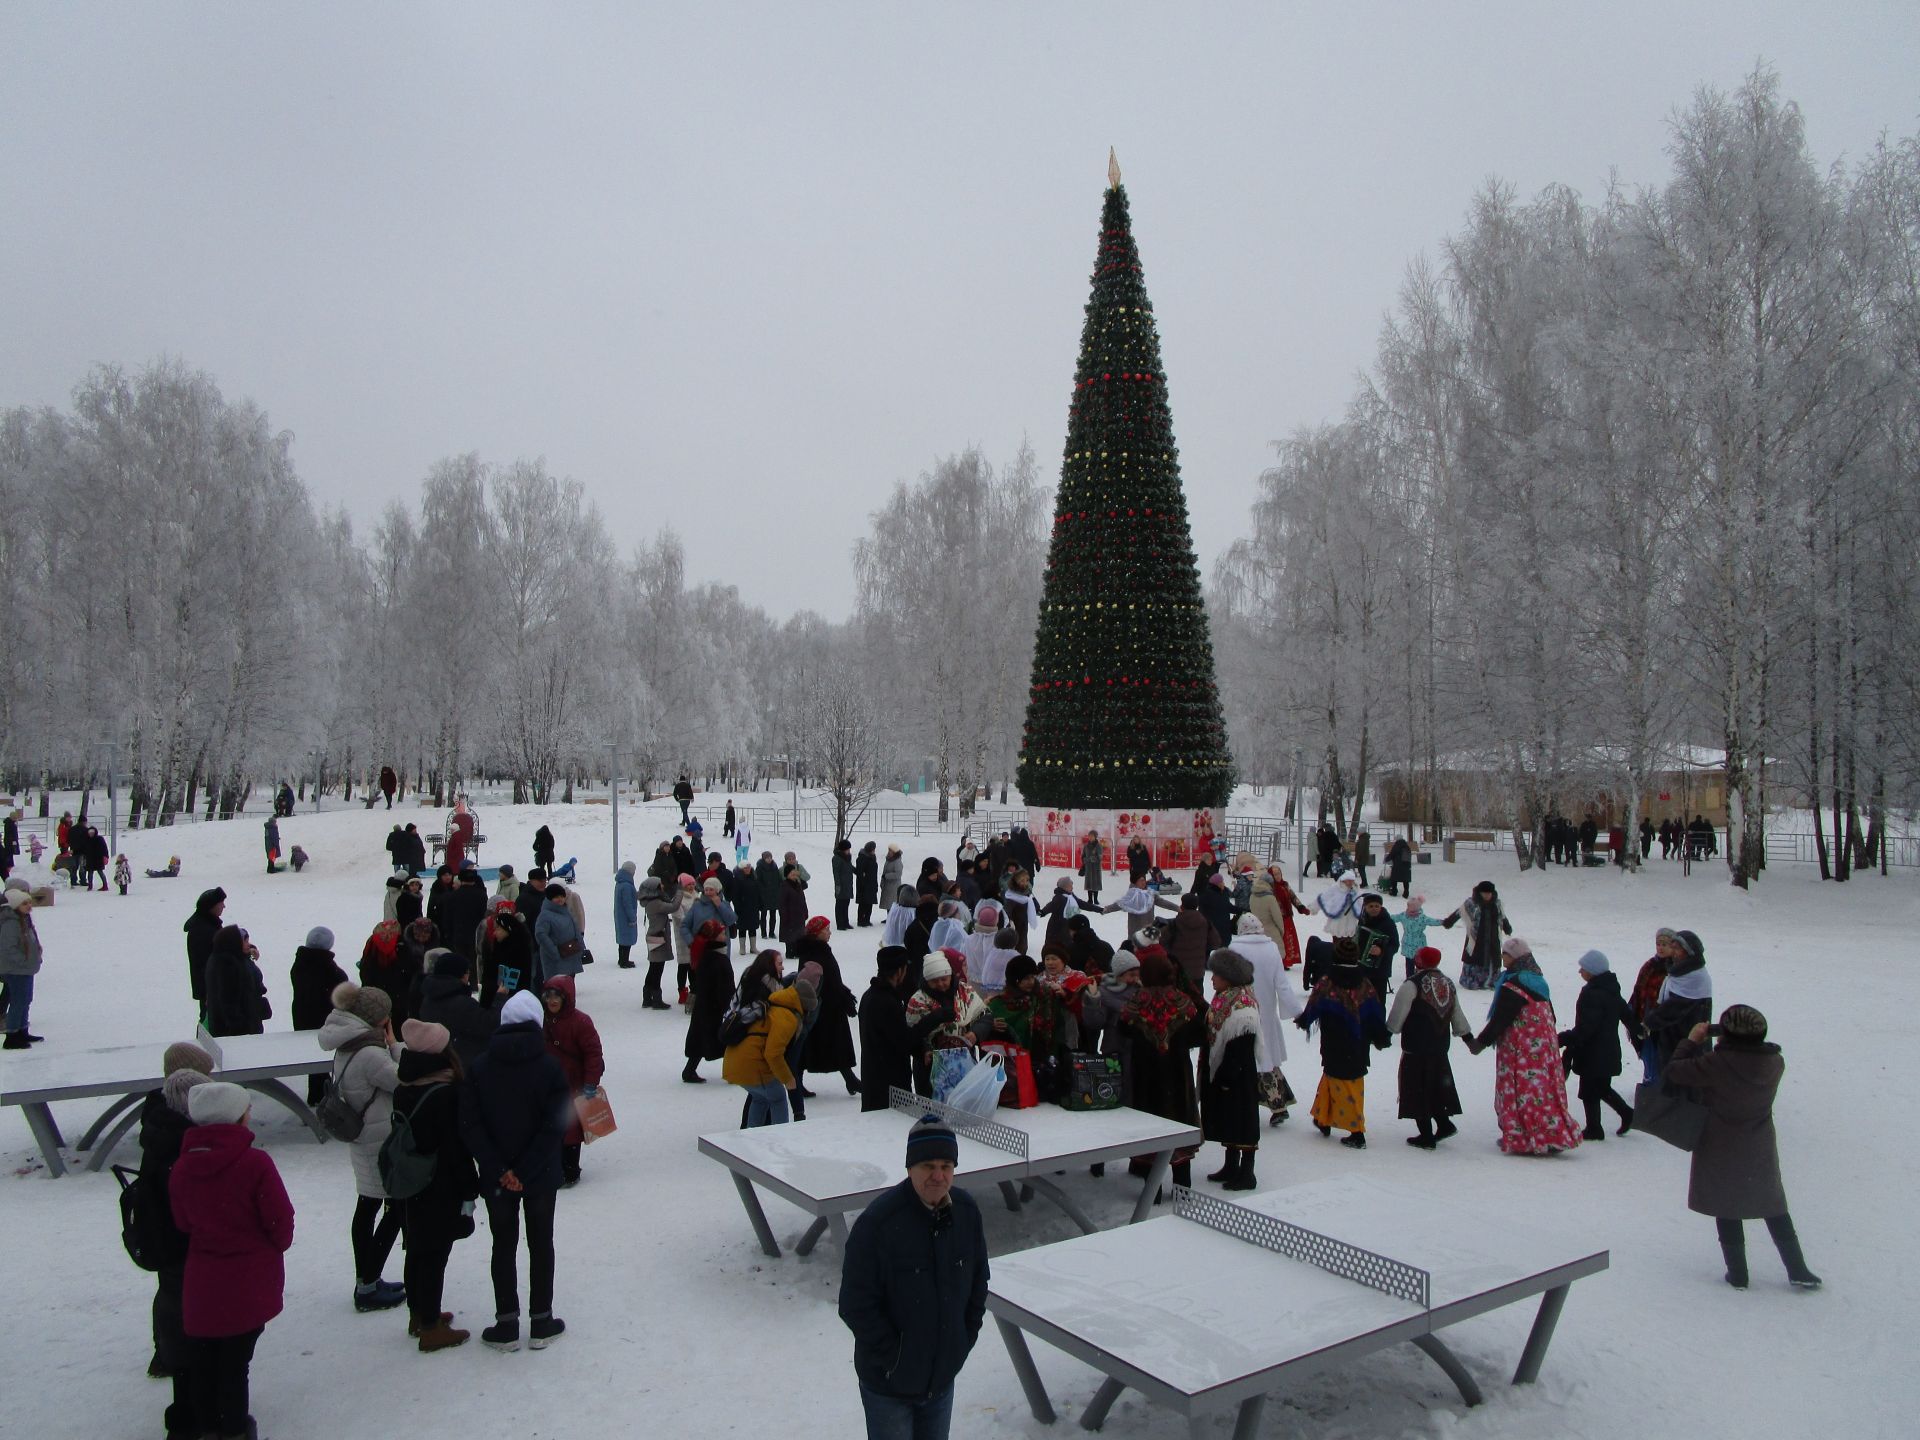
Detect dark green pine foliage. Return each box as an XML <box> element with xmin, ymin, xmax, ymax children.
<box><xmin>1016</xmin><ymin>181</ymin><xmax>1233</xmax><ymax>809</ymax></box>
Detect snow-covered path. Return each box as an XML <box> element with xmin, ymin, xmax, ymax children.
<box><xmin>3</xmin><ymin>799</ymin><xmax>1912</xmax><ymax>1438</ymax></box>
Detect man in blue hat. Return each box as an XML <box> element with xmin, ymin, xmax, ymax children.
<box><xmin>838</xmin><ymin>1114</ymin><xmax>990</xmax><ymax>1439</ymax></box>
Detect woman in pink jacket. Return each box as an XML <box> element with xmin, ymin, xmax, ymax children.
<box><xmin>169</xmin><ymin>1081</ymin><xmax>295</xmax><ymax>1440</ymax></box>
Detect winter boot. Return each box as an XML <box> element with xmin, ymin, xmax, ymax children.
<box><xmin>1170</xmin><ymin>1159</ymin><xmax>1191</xmax><ymax>1191</ymax></box>
<box><xmin>354</xmin><ymin>1278</ymin><xmax>406</xmax><ymax>1312</ymax></box>
<box><xmin>417</xmin><ymin>1320</ymin><xmax>471</xmax><ymax>1353</ymax></box>
<box><xmin>1433</xmin><ymin>1117</ymin><xmax>1458</xmax><ymax>1142</ymax></box>
<box><xmin>1315</xmin><ymin>1123</ymin><xmax>1332</xmax><ymax>1138</ymax></box>
<box><xmin>529</xmin><ymin>1313</ymin><xmax>567</xmax><ymax>1349</ymax></box>
<box><xmin>1718</xmin><ymin>1219</ymin><xmax>1750</xmax><ymax>1289</ymax></box>
<box><xmin>481</xmin><ymin>1317</ymin><xmax>521</xmax><ymax>1352</ymax></box>
<box><xmin>1339</xmin><ymin>1132</ymin><xmax>1367</xmax><ymax>1150</ymax></box>
<box><xmin>407</xmin><ymin>1311</ymin><xmax>454</xmax><ymax>1338</ymax></box>
<box><xmin>1223</xmin><ymin>1150</ymin><xmax>1257</xmax><ymax>1192</ymax></box>
<box><xmin>2</xmin><ymin>1031</ymin><xmax>28</xmax><ymax>1050</ymax></box>
<box><xmin>1766</xmin><ymin>1215</ymin><xmax>1822</xmax><ymax>1289</ymax></box>
<box><xmin>681</xmin><ymin>1059</ymin><xmax>705</xmax><ymax>1084</ymax></box>
<box><xmin>1206</xmin><ymin>1150</ymin><xmax>1240</xmax><ymax>1184</ymax></box>
<box><xmin>1408</xmin><ymin>1120</ymin><xmax>1437</xmax><ymax>1150</ymax></box>
<box><xmin>789</xmin><ymin>1088</ymin><xmax>806</xmax><ymax>1121</ymax></box>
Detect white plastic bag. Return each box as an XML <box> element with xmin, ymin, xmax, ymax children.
<box><xmin>945</xmin><ymin>1051</ymin><xmax>1007</xmax><ymax>1120</ymax></box>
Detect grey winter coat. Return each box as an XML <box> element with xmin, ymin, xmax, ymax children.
<box><xmin>642</xmin><ymin>884</ymin><xmax>675</xmax><ymax>957</ymax></box>
<box><xmin>1664</xmin><ymin>1036</ymin><xmax>1789</xmax><ymax>1219</ymax></box>
<box><xmin>879</xmin><ymin>852</ymin><xmax>903</xmax><ymax>901</ymax></box>
<box><xmin>317</xmin><ymin>1009</ymin><xmax>401</xmax><ymax>1197</ymax></box>
<box><xmin>0</xmin><ymin>905</ymin><xmax>43</xmax><ymax>975</ymax></box>
<box><xmin>535</xmin><ymin>904</ymin><xmax>584</xmax><ymax>981</ymax></box>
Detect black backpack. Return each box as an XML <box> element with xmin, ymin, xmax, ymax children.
<box><xmin>317</xmin><ymin>1039</ymin><xmax>380</xmax><ymax>1141</ymax></box>
<box><xmin>112</xmin><ymin>1165</ymin><xmax>182</xmax><ymax>1273</ymax></box>
<box><xmin>377</xmin><ymin>1084</ymin><xmax>446</xmax><ymax>1200</ymax></box>
<box><xmin>718</xmin><ymin>996</ymin><xmax>765</xmax><ymax>1050</ymax></box>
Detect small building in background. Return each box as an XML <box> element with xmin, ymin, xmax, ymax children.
<box><xmin>1378</xmin><ymin>746</ymin><xmax>1739</xmax><ymax>830</ymax></box>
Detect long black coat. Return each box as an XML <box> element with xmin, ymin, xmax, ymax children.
<box><xmin>854</xmin><ymin>848</ymin><xmax>879</xmax><ymax>906</ymax></box>
<box><xmin>439</xmin><ymin>881</ymin><xmax>490</xmax><ymax>960</ymax></box>
<box><xmin>832</xmin><ymin>850</ymin><xmax>855</xmax><ymax>900</ymax></box>
<box><xmin>778</xmin><ymin>880</ymin><xmax>809</xmax><ymax>948</ymax></box>
<box><xmin>1201</xmin><ymin>1030</ymin><xmax>1261</xmax><ymax>1147</ymax></box>
<box><xmin>1559</xmin><ymin>972</ymin><xmax>1637</xmax><ymax>1080</ymax></box>
<box><xmin>203</xmin><ymin>946</ymin><xmax>269</xmax><ymax>1036</ymax></box>
<box><xmin>755</xmin><ymin>859</ymin><xmax>783</xmax><ymax>916</ymax></box>
<box><xmin>838</xmin><ymin>1178</ymin><xmax>989</xmax><ymax>1403</ymax></box>
<box><xmin>183</xmin><ymin>900</ymin><xmax>222</xmax><ymax>1005</ymax></box>
<box><xmin>1122</xmin><ymin>1001</ymin><xmax>1204</xmax><ymax>1130</ymax></box>
<box><xmin>289</xmin><ymin>946</ymin><xmax>348</xmax><ymax>1031</ymax></box>
<box><xmin>793</xmin><ymin>935</ymin><xmax>858</xmax><ymax>1074</ymax></box>
<box><xmin>684</xmin><ymin>943</ymin><xmax>735</xmax><ymax>1062</ymax></box>
<box><xmin>459</xmin><ymin>1021</ymin><xmax>570</xmax><ymax>1195</ymax></box>
<box><xmin>857</xmin><ymin>979</ymin><xmax>912</xmax><ymax>1111</ymax></box>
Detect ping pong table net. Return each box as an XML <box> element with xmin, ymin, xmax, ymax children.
<box><xmin>888</xmin><ymin>1086</ymin><xmax>1030</xmax><ymax>1163</ymax></box>
<box><xmin>1171</xmin><ymin>1186</ymin><xmax>1431</xmax><ymax>1309</ymax></box>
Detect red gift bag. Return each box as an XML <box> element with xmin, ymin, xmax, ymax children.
<box><xmin>575</xmin><ymin>1090</ymin><xmax>617</xmax><ymax>1143</ymax></box>
<box><xmin>979</xmin><ymin>1042</ymin><xmax>1038</xmax><ymax>1109</ymax></box>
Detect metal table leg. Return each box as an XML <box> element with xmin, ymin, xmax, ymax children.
<box><xmin>828</xmin><ymin>1212</ymin><xmax>848</xmax><ymax>1249</ymax></box>
<box><xmin>794</xmin><ymin>1216</ymin><xmax>832</xmax><ymax>1256</ymax></box>
<box><xmin>1022</xmin><ymin>1175</ymin><xmax>1098</xmax><ymax>1236</ymax></box>
<box><xmin>1513</xmin><ymin>1283</ymin><xmax>1570</xmax><ymax>1383</ymax></box>
<box><xmin>730</xmin><ymin>1170</ymin><xmax>782</xmax><ymax>1258</ymax></box>
<box><xmin>1130</xmin><ymin>1151</ymin><xmax>1172</xmax><ymax>1223</ymax></box>
<box><xmin>20</xmin><ymin>1102</ymin><xmax>68</xmax><ymax>1178</ymax></box>
<box><xmin>1080</xmin><ymin>1375</ymin><xmax>1125</xmax><ymax>1431</ymax></box>
<box><xmin>996</xmin><ymin>1317</ymin><xmax>1057</xmax><ymax>1424</ymax></box>
<box><xmin>237</xmin><ymin>1078</ymin><xmax>326</xmax><ymax>1142</ymax></box>
<box><xmin>1229</xmin><ymin>1394</ymin><xmax>1268</xmax><ymax>1440</ymax></box>
<box><xmin>76</xmin><ymin>1091</ymin><xmax>144</xmax><ymax>1151</ymax></box>
<box><xmin>1412</xmin><ymin>1333</ymin><xmax>1485</xmax><ymax>1406</ymax></box>
<box><xmin>998</xmin><ymin>1179</ymin><xmax>1025</xmax><ymax>1213</ymax></box>
<box><xmin>84</xmin><ymin>1103</ymin><xmax>149</xmax><ymax>1172</ymax></box>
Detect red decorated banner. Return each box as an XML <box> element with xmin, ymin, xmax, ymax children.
<box><xmin>1027</xmin><ymin>806</ymin><xmax>1221</xmax><ymax>873</ymax></box>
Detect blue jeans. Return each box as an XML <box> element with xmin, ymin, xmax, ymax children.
<box><xmin>858</xmin><ymin>1382</ymin><xmax>953</xmax><ymax>1440</ymax></box>
<box><xmin>744</xmin><ymin>1081</ymin><xmax>789</xmax><ymax>1127</ymax></box>
<box><xmin>4</xmin><ymin>970</ymin><xmax>32</xmax><ymax>1031</ymax></box>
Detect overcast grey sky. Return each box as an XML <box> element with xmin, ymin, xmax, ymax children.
<box><xmin>3</xmin><ymin>3</ymin><xmax>1915</xmax><ymax>616</ymax></box>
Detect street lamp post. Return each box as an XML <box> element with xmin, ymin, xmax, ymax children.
<box><xmin>610</xmin><ymin>743</ymin><xmax>623</xmax><ymax>872</ymax></box>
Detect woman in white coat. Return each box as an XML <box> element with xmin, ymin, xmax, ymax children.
<box><xmin>317</xmin><ymin>982</ymin><xmax>407</xmax><ymax>1311</ymax></box>
<box><xmin>1233</xmin><ymin>914</ymin><xmax>1305</xmax><ymax>1126</ymax></box>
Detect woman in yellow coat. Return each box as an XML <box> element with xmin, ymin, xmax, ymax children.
<box><xmin>722</xmin><ymin>950</ymin><xmax>806</xmax><ymax>1127</ymax></box>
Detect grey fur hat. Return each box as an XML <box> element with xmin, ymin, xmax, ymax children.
<box><xmin>1207</xmin><ymin>948</ymin><xmax>1255</xmax><ymax>987</ymax></box>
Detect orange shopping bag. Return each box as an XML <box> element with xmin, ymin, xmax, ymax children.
<box><xmin>575</xmin><ymin>1090</ymin><xmax>617</xmax><ymax>1143</ymax></box>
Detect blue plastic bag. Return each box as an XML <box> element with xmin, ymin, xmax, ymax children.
<box><xmin>930</xmin><ymin>1047</ymin><xmax>974</xmax><ymax>1102</ymax></box>
<box><xmin>946</xmin><ymin>1052</ymin><xmax>1008</xmax><ymax>1120</ymax></box>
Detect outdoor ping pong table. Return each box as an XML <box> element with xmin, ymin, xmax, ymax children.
<box><xmin>698</xmin><ymin>1087</ymin><xmax>1201</xmax><ymax>1258</ymax></box>
<box><xmin>988</xmin><ymin>1174</ymin><xmax>1609</xmax><ymax>1439</ymax></box>
<box><xmin>0</xmin><ymin>1027</ymin><xmax>331</xmax><ymax>1177</ymax></box>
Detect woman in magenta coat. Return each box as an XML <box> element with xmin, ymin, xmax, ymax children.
<box><xmin>169</xmin><ymin>1081</ymin><xmax>295</xmax><ymax>1440</ymax></box>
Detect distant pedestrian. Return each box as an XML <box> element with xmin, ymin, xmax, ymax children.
<box><xmin>1558</xmin><ymin>950</ymin><xmax>1641</xmax><ymax>1140</ymax></box>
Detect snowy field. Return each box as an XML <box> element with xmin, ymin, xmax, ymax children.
<box><xmin>3</xmin><ymin>796</ymin><xmax>1915</xmax><ymax>1439</ymax></box>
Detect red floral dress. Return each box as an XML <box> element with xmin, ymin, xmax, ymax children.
<box><xmin>1493</xmin><ymin>993</ymin><xmax>1584</xmax><ymax>1155</ymax></box>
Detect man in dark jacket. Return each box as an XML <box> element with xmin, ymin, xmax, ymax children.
<box><xmin>459</xmin><ymin>990</ymin><xmax>571</xmax><ymax>1352</ymax></box>
<box><xmin>183</xmin><ymin>887</ymin><xmax>226</xmax><ymax>1017</ymax></box>
<box><xmin>417</xmin><ymin>949</ymin><xmax>503</xmax><ymax>1069</ymax></box>
<box><xmin>857</xmin><ymin>948</ymin><xmax>914</xmax><ymax>1112</ymax></box>
<box><xmin>440</xmin><ymin>868</ymin><xmax>490</xmax><ymax>961</ymax></box>
<box><xmin>1559</xmin><ymin>950</ymin><xmax>1641</xmax><ymax>1139</ymax></box>
<box><xmin>831</xmin><ymin>839</ymin><xmax>856</xmax><ymax>931</ymax></box>
<box><xmin>854</xmin><ymin>841</ymin><xmax>880</xmax><ymax>927</ymax></box>
<box><xmin>672</xmin><ymin>775</ymin><xmax>694</xmax><ymax>825</ymax></box>
<box><xmin>838</xmin><ymin>1116</ymin><xmax>989</xmax><ymax>1439</ymax></box>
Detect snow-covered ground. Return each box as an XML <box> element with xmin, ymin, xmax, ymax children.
<box><xmin>3</xmin><ymin>796</ymin><xmax>1914</xmax><ymax>1439</ymax></box>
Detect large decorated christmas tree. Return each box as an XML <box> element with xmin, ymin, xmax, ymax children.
<box><xmin>1016</xmin><ymin>155</ymin><xmax>1234</xmax><ymax>820</ymax></box>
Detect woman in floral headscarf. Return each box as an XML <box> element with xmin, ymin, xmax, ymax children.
<box><xmin>1468</xmin><ymin>938</ymin><xmax>1584</xmax><ymax>1155</ymax></box>
<box><xmin>1118</xmin><ymin>947</ymin><xmax>1202</xmax><ymax>1194</ymax></box>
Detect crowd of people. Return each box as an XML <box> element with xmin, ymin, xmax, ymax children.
<box><xmin>79</xmin><ymin>797</ymin><xmax>1815</xmax><ymax>1440</ymax></box>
